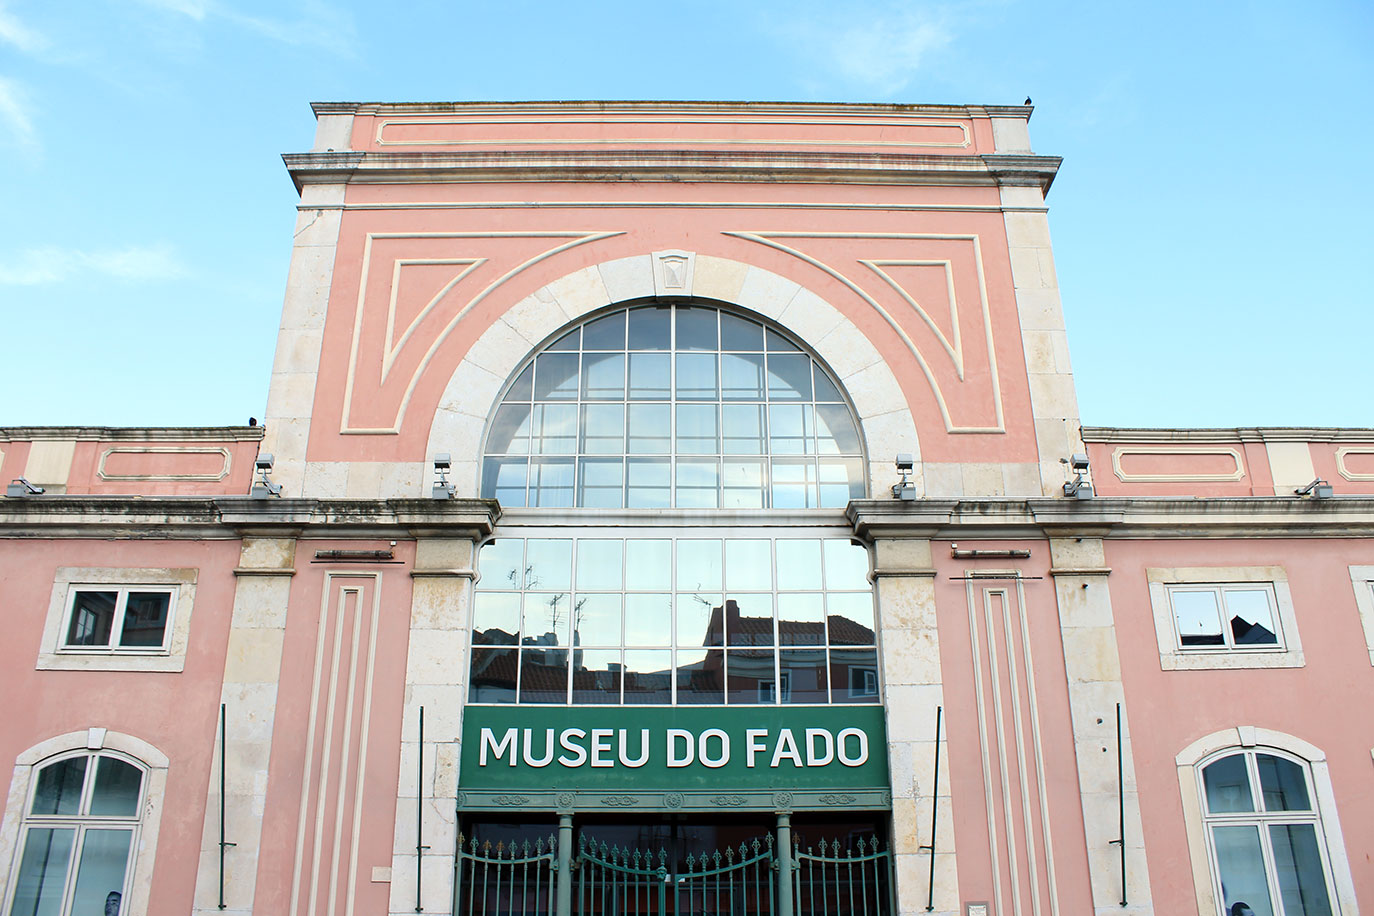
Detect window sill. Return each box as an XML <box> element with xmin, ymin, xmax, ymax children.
<box><xmin>36</xmin><ymin>653</ymin><xmax>185</xmax><ymax>673</ymax></box>
<box><xmin>1160</xmin><ymin>648</ymin><xmax>1304</xmax><ymax>671</ymax></box>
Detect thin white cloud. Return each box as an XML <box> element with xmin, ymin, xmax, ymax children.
<box><xmin>770</xmin><ymin>3</ymin><xmax>955</xmax><ymax>96</ymax></box>
<box><xmin>0</xmin><ymin>1</ymin><xmax>47</xmax><ymax>53</ymax></box>
<box><xmin>0</xmin><ymin>76</ymin><xmax>37</xmax><ymax>149</ymax></box>
<box><xmin>138</xmin><ymin>0</ymin><xmax>354</xmax><ymax>55</ymax></box>
<box><xmin>0</xmin><ymin>244</ymin><xmax>187</xmax><ymax>286</ymax></box>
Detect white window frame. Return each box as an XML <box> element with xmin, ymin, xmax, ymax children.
<box><xmin>1175</xmin><ymin>728</ymin><xmax>1358</xmax><ymax>916</ymax></box>
<box><xmin>37</xmin><ymin>568</ymin><xmax>198</xmax><ymax>672</ymax></box>
<box><xmin>0</xmin><ymin>730</ymin><xmax>169</xmax><ymax>916</ymax></box>
<box><xmin>1147</xmin><ymin>567</ymin><xmax>1303</xmax><ymax>670</ymax></box>
<box><xmin>1348</xmin><ymin>566</ymin><xmax>1374</xmax><ymax>665</ymax></box>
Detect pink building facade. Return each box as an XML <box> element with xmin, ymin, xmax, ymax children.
<box><xmin>2</xmin><ymin>102</ymin><xmax>1371</xmax><ymax>916</ymax></box>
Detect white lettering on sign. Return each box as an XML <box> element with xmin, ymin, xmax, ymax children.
<box><xmin>475</xmin><ymin>725</ymin><xmax>873</xmax><ymax>769</ymax></box>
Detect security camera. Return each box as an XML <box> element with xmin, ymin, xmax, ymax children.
<box><xmin>6</xmin><ymin>478</ymin><xmax>45</xmax><ymax>497</ymax></box>
<box><xmin>895</xmin><ymin>454</ymin><xmax>914</xmax><ymax>472</ymax></box>
<box><xmin>1069</xmin><ymin>454</ymin><xmax>1089</xmax><ymax>472</ymax></box>
<box><xmin>433</xmin><ymin>453</ymin><xmax>451</xmax><ymax>471</ymax></box>
<box><xmin>255</xmin><ymin>453</ymin><xmax>275</xmax><ymax>472</ymax></box>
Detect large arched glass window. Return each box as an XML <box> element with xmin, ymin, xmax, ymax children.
<box><xmin>6</xmin><ymin>751</ymin><xmax>145</xmax><ymax>916</ymax></box>
<box><xmin>1199</xmin><ymin>749</ymin><xmax>1336</xmax><ymax>916</ymax></box>
<box><xmin>480</xmin><ymin>301</ymin><xmax>866</xmax><ymax>509</ymax></box>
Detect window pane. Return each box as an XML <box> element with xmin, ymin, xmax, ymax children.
<box><xmin>576</xmin><ymin>540</ymin><xmax>623</xmax><ymax>591</ymax></box>
<box><xmin>481</xmin><ymin>458</ymin><xmax>527</xmax><ymax>506</ymax></box>
<box><xmin>90</xmin><ymin>758</ymin><xmax>142</xmax><ymax>817</ymax></box>
<box><xmin>523</xmin><ymin>593</ymin><xmax>572</xmax><ymax>647</ymax></box>
<box><xmin>816</xmin><ymin>403</ymin><xmax>861</xmax><ymax>454</ymax></box>
<box><xmin>627</xmin><ymin>353</ymin><xmax>670</xmax><ymax>400</ymax></box>
<box><xmin>725</xmin><ymin>539</ymin><xmax>772</xmax><ymax>591</ymax></box>
<box><xmin>469</xmin><ymin>647</ymin><xmax>518</xmax><ymax>702</ymax></box>
<box><xmin>580</xmin><ymin>405</ymin><xmax>625</xmax><ymax>455</ymax></box>
<box><xmin>675</xmin><ymin>648</ymin><xmax>724</xmax><ymax>704</ymax></box>
<box><xmin>727</xmin><ymin>596</ymin><xmax>775</xmax><ymax>647</ymax></box>
<box><xmin>519</xmin><ymin>649</ymin><xmax>568</xmax><ymax>703</ymax></box>
<box><xmin>771</xmin><ymin>459</ymin><xmax>818</xmax><ymax>508</ymax></box>
<box><xmin>625</xmin><ymin>540</ymin><xmax>670</xmax><ymax>591</ymax></box>
<box><xmin>529</xmin><ymin>459</ymin><xmax>574</xmax><ymax>507</ymax></box>
<box><xmin>1257</xmin><ymin>754</ymin><xmax>1311</xmax><ymax>811</ymax></box>
<box><xmin>504</xmin><ymin>363</ymin><xmax>534</xmax><ymax>400</ymax></box>
<box><xmin>676</xmin><ymin>306</ymin><xmax>718</xmax><ymax>350</ymax></box>
<box><xmin>823</xmin><ymin>540</ymin><xmax>870</xmax><ymax>590</ymax></box>
<box><xmin>1212</xmin><ymin>825</ymin><xmax>1275</xmax><ymax>916</ymax></box>
<box><xmin>777</xmin><ymin>594</ymin><xmax>824</xmax><ymax>646</ymax></box>
<box><xmin>626</xmin><ymin>404</ymin><xmax>670</xmax><ymax>454</ymax></box>
<box><xmin>721</xmin><ymin>405</ymin><xmax>765</xmax><ymax>454</ymax></box>
<box><xmin>677</xmin><ymin>540</ymin><xmax>723</xmax><ymax>591</ymax></box>
<box><xmin>625</xmin><ymin>458</ymin><xmax>670</xmax><ymax>508</ymax></box>
<box><xmin>726</xmin><ymin>650</ymin><xmax>776</xmax><ymax>705</ymax></box>
<box><xmin>831</xmin><ymin>648</ymin><xmax>880</xmax><ymax>703</ymax></box>
<box><xmin>532</xmin><ymin>352</ymin><xmax>580</xmax><ymax>400</ymax></box>
<box><xmin>472</xmin><ymin>593</ymin><xmax>521</xmax><ymax>644</ymax></box>
<box><xmin>1269</xmin><ymin>824</ymin><xmax>1333</xmax><ymax>916</ymax></box>
<box><xmin>675</xmin><ymin>405</ymin><xmax>718</xmax><ymax>455</ymax></box>
<box><xmin>766</xmin><ymin>329</ymin><xmax>800</xmax><ymax>352</ymax></box>
<box><xmin>571</xmin><ymin>649</ymin><xmax>621</xmax><ymax>704</ymax></box>
<box><xmin>1226</xmin><ymin>589</ymin><xmax>1279</xmax><ymax>646</ymax></box>
<box><xmin>118</xmin><ymin>592</ymin><xmax>169</xmax><ymax>648</ymax></box>
<box><xmin>577</xmin><ymin>459</ymin><xmax>624</xmax><ymax>509</ymax></box>
<box><xmin>622</xmin><ymin>650</ymin><xmax>673</xmax><ymax>703</ymax></box>
<box><xmin>722</xmin><ymin>460</ymin><xmax>766</xmax><ymax>509</ymax></box>
<box><xmin>530</xmin><ymin>405</ymin><xmax>577</xmax><ymax>454</ymax></box>
<box><xmin>720</xmin><ymin>312</ymin><xmax>764</xmax><ymax>351</ymax></box>
<box><xmin>524</xmin><ymin>540</ymin><xmax>572</xmax><ymax>591</ymax></box>
<box><xmin>581</xmin><ymin>311</ymin><xmax>626</xmax><ymax>350</ymax></box>
<box><xmin>32</xmin><ymin>757</ymin><xmax>87</xmax><ymax>815</ymax></box>
<box><xmin>69</xmin><ymin>829</ymin><xmax>132</xmax><ymax>916</ymax></box>
<box><xmin>547</xmin><ymin>328</ymin><xmax>580</xmax><ymax>351</ymax></box>
<box><xmin>767</xmin><ymin>353</ymin><xmax>813</xmax><ymax>400</ymax></box>
<box><xmin>776</xmin><ymin>541</ymin><xmax>823</xmax><ymax>590</ymax></box>
<box><xmin>819</xmin><ymin>458</ymin><xmax>865</xmax><ymax>507</ymax></box>
<box><xmin>66</xmin><ymin>592</ymin><xmax>117</xmax><ymax>647</ymax></box>
<box><xmin>477</xmin><ymin>539</ymin><xmax>524</xmax><ymax>591</ymax></box>
<box><xmin>624</xmin><ymin>594</ymin><xmax>672</xmax><ymax>646</ymax></box>
<box><xmin>11</xmin><ymin>827</ymin><xmax>75</xmax><ymax>916</ymax></box>
<box><xmin>675</xmin><ymin>460</ymin><xmax>719</xmax><ymax>508</ymax></box>
<box><xmin>828</xmin><ymin>594</ymin><xmax>877</xmax><ymax>645</ymax></box>
<box><xmin>1203</xmin><ymin>754</ymin><xmax>1255</xmax><ymax>813</ymax></box>
<box><xmin>487</xmin><ymin>404</ymin><xmax>532</xmax><ymax>455</ymax></box>
<box><xmin>581</xmin><ymin>352</ymin><xmax>625</xmax><ymax>400</ymax></box>
<box><xmin>721</xmin><ymin>353</ymin><xmax>765</xmax><ymax>400</ymax></box>
<box><xmin>812</xmin><ymin>367</ymin><xmax>843</xmax><ymax>402</ymax></box>
<box><xmin>1172</xmin><ymin>590</ymin><xmax>1225</xmax><ymax>647</ymax></box>
<box><xmin>573</xmin><ymin>595</ymin><xmax>622</xmax><ymax>646</ymax></box>
<box><xmin>768</xmin><ymin>405</ymin><xmax>814</xmax><ymax>455</ymax></box>
<box><xmin>780</xmin><ymin>649</ymin><xmax>829</xmax><ymax>703</ymax></box>
<box><xmin>677</xmin><ymin>594</ymin><xmax>723</xmax><ymax>648</ymax></box>
<box><xmin>675</xmin><ymin>353</ymin><xmax>718</xmax><ymax>400</ymax></box>
<box><xmin>627</xmin><ymin>307</ymin><xmax>670</xmax><ymax>350</ymax></box>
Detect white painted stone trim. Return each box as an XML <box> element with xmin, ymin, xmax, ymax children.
<box><xmin>427</xmin><ymin>254</ymin><xmax>922</xmax><ymax>499</ymax></box>
<box><xmin>1145</xmin><ymin>566</ymin><xmax>1303</xmax><ymax>670</ymax></box>
<box><xmin>0</xmin><ymin>732</ymin><xmax>169</xmax><ymax>916</ymax></box>
<box><xmin>36</xmin><ymin>567</ymin><xmax>198</xmax><ymax>673</ymax></box>
<box><xmin>1349</xmin><ymin>565</ymin><xmax>1374</xmax><ymax>665</ymax></box>
<box><xmin>1174</xmin><ymin>729</ymin><xmax>1358</xmax><ymax>916</ymax></box>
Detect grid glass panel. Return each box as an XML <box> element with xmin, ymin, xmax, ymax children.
<box><xmin>480</xmin><ymin>302</ymin><xmax>866</xmax><ymax>508</ymax></box>
<box><xmin>471</xmin><ymin>534</ymin><xmax>877</xmax><ymax>705</ymax></box>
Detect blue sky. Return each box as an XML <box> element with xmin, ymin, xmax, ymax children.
<box><xmin>1</xmin><ymin>0</ymin><xmax>1370</xmax><ymax>429</ymax></box>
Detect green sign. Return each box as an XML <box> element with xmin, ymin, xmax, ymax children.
<box><xmin>459</xmin><ymin>705</ymin><xmax>888</xmax><ymax>792</ymax></box>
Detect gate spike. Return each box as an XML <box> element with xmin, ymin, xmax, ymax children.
<box><xmin>751</xmin><ymin>837</ymin><xmax>761</xmax><ymax>854</ymax></box>
<box><xmin>633</xmin><ymin>849</ymin><xmax>642</xmax><ymax>868</ymax></box>
<box><xmin>535</xmin><ymin>837</ymin><xmax>544</xmax><ymax>854</ymax></box>
<box><xmin>857</xmin><ymin>837</ymin><xmax>867</xmax><ymax>854</ymax></box>
<box><xmin>658</xmin><ymin>848</ymin><xmax>667</xmax><ymax>868</ymax></box>
<box><xmin>765</xmin><ymin>833</ymin><xmax>774</xmax><ymax>851</ymax></box>
<box><xmin>713</xmin><ymin>850</ymin><xmax>722</xmax><ymax>867</ymax></box>
<box><xmin>725</xmin><ymin>846</ymin><xmax>734</xmax><ymax>863</ymax></box>
<box><xmin>686</xmin><ymin>852</ymin><xmax>696</xmax><ymax>870</ymax></box>
<box><xmin>456</xmin><ymin>831</ymin><xmax>465</xmax><ymax>849</ymax></box>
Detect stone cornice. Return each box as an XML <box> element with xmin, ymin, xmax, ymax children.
<box><xmin>0</xmin><ymin>426</ymin><xmax>264</xmax><ymax>442</ymax></box>
<box><xmin>1081</xmin><ymin>425</ymin><xmax>1374</xmax><ymax>443</ymax></box>
<box><xmin>282</xmin><ymin>150</ymin><xmax>1060</xmax><ymax>193</ymax></box>
<box><xmin>0</xmin><ymin>496</ymin><xmax>500</xmax><ymax>540</ymax></box>
<box><xmin>309</xmin><ymin>100</ymin><xmax>1033</xmax><ymax>120</ymax></box>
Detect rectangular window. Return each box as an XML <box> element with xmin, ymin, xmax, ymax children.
<box><xmin>1147</xmin><ymin>567</ymin><xmax>1303</xmax><ymax>670</ymax></box>
<box><xmin>1167</xmin><ymin>584</ymin><xmax>1281</xmax><ymax>650</ymax></box>
<box><xmin>62</xmin><ymin>587</ymin><xmax>175</xmax><ymax>653</ymax></box>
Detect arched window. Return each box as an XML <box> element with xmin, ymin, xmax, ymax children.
<box><xmin>1198</xmin><ymin>749</ymin><xmax>1337</xmax><ymax>916</ymax></box>
<box><xmin>5</xmin><ymin>751</ymin><xmax>146</xmax><ymax>916</ymax></box>
<box><xmin>480</xmin><ymin>301</ymin><xmax>866</xmax><ymax>509</ymax></box>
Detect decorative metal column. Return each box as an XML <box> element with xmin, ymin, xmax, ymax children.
<box><xmin>776</xmin><ymin>813</ymin><xmax>793</xmax><ymax>916</ymax></box>
<box><xmin>557</xmin><ymin>814</ymin><xmax>574</xmax><ymax>916</ymax></box>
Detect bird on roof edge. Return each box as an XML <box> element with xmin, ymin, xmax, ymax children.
<box><xmin>1024</xmin><ymin>97</ymin><xmax>1032</xmax><ymax>105</ymax></box>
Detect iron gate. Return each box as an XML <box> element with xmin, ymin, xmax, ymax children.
<box><xmin>455</xmin><ymin>830</ymin><xmax>892</xmax><ymax>916</ymax></box>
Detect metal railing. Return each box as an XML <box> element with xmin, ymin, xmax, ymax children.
<box><xmin>792</xmin><ymin>837</ymin><xmax>893</xmax><ymax>916</ymax></box>
<box><xmin>455</xmin><ymin>834</ymin><xmax>558</xmax><ymax>915</ymax></box>
<box><xmin>676</xmin><ymin>836</ymin><xmax>775</xmax><ymax>916</ymax></box>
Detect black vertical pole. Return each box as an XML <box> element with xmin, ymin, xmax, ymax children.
<box><xmin>416</xmin><ymin>706</ymin><xmax>426</xmax><ymax>912</ymax></box>
<box><xmin>922</xmin><ymin>706</ymin><xmax>942</xmax><ymax>912</ymax></box>
<box><xmin>1116</xmin><ymin>703</ymin><xmax>1126</xmax><ymax>906</ymax></box>
<box><xmin>218</xmin><ymin>703</ymin><xmax>235</xmax><ymax>909</ymax></box>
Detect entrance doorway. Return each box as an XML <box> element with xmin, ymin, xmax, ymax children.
<box><xmin>455</xmin><ymin>814</ymin><xmax>893</xmax><ymax>915</ymax></box>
